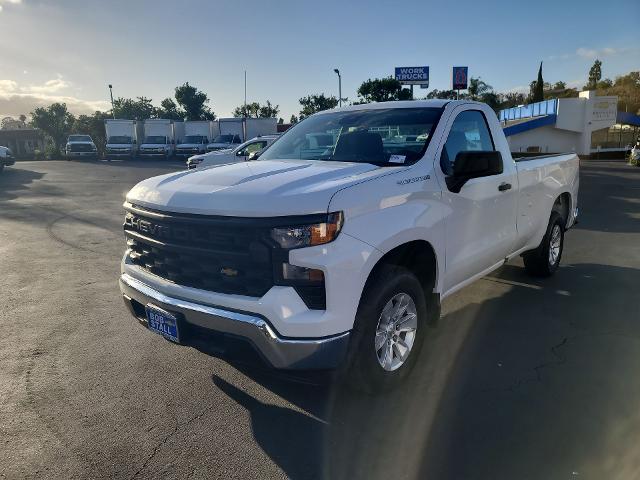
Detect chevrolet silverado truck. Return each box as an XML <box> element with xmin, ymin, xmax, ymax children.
<box><xmin>65</xmin><ymin>134</ymin><xmax>97</xmax><ymax>159</ymax></box>
<box><xmin>119</xmin><ymin>100</ymin><xmax>579</xmax><ymax>391</ymax></box>
<box><xmin>0</xmin><ymin>145</ymin><xmax>15</xmax><ymax>173</ymax></box>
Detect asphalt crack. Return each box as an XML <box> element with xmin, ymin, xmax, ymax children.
<box><xmin>130</xmin><ymin>407</ymin><xmax>210</xmax><ymax>479</ymax></box>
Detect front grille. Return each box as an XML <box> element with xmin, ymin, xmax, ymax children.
<box><xmin>123</xmin><ymin>204</ymin><xmax>328</xmax><ymax>307</ymax></box>
<box><xmin>68</xmin><ymin>144</ymin><xmax>93</xmax><ymax>152</ymax></box>
<box><xmin>124</xmin><ymin>205</ymin><xmax>275</xmax><ymax>297</ymax></box>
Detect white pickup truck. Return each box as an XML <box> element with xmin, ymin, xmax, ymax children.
<box><xmin>119</xmin><ymin>100</ymin><xmax>579</xmax><ymax>391</ymax></box>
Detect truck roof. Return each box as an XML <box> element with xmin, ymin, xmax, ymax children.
<box><xmin>318</xmin><ymin>99</ymin><xmax>483</xmax><ymax>114</ymax></box>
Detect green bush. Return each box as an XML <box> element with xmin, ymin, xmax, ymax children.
<box><xmin>33</xmin><ymin>149</ymin><xmax>46</xmax><ymax>160</ymax></box>
<box><xmin>45</xmin><ymin>144</ymin><xmax>61</xmax><ymax>159</ymax></box>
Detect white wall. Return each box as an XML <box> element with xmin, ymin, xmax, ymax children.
<box><xmin>507</xmin><ymin>125</ymin><xmax>580</xmax><ymax>154</ymax></box>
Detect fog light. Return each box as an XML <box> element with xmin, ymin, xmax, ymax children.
<box><xmin>282</xmin><ymin>263</ymin><xmax>324</xmax><ymax>282</ymax></box>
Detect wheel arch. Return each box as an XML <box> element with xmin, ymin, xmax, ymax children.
<box><xmin>553</xmin><ymin>191</ymin><xmax>572</xmax><ymax>228</ymax></box>
<box><xmin>361</xmin><ymin>240</ymin><xmax>439</xmax><ymax>305</ymax></box>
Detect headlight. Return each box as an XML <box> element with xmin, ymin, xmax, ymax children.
<box><xmin>270</xmin><ymin>212</ymin><xmax>343</xmax><ymax>249</ymax></box>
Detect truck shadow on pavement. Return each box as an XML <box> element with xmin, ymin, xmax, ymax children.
<box><xmin>213</xmin><ymin>262</ymin><xmax>640</xmax><ymax>480</ymax></box>
<box><xmin>0</xmin><ymin>166</ymin><xmax>44</xmax><ymax>202</ymax></box>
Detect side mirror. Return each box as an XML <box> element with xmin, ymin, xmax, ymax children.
<box><xmin>248</xmin><ymin>151</ymin><xmax>261</xmax><ymax>161</ymax></box>
<box><xmin>446</xmin><ymin>151</ymin><xmax>503</xmax><ymax>193</ymax></box>
<box><xmin>133</xmin><ymin>139</ymin><xmax>137</xmax><ymax>144</ymax></box>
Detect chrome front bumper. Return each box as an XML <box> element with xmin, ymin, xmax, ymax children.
<box><xmin>119</xmin><ymin>273</ymin><xmax>350</xmax><ymax>370</ymax></box>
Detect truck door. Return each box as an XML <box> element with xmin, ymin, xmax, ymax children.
<box><xmin>438</xmin><ymin>106</ymin><xmax>518</xmax><ymax>293</ymax></box>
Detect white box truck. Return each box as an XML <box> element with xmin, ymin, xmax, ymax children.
<box><xmin>206</xmin><ymin>118</ymin><xmax>277</xmax><ymax>151</ymax></box>
<box><xmin>139</xmin><ymin>119</ymin><xmax>176</xmax><ymax>159</ymax></box>
<box><xmin>175</xmin><ymin>121</ymin><xmax>212</xmax><ymax>157</ymax></box>
<box><xmin>105</xmin><ymin>119</ymin><xmax>144</xmax><ymax>159</ymax></box>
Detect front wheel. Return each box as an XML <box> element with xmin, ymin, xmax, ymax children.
<box><xmin>341</xmin><ymin>264</ymin><xmax>437</xmax><ymax>392</ymax></box>
<box><xmin>523</xmin><ymin>211</ymin><xmax>565</xmax><ymax>277</ymax></box>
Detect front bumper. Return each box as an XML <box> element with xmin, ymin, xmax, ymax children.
<box><xmin>2</xmin><ymin>157</ymin><xmax>15</xmax><ymax>166</ymax></box>
<box><xmin>119</xmin><ymin>273</ymin><xmax>350</xmax><ymax>370</ymax></box>
<box><xmin>139</xmin><ymin>151</ymin><xmax>169</xmax><ymax>157</ymax></box>
<box><xmin>67</xmin><ymin>151</ymin><xmax>96</xmax><ymax>158</ymax></box>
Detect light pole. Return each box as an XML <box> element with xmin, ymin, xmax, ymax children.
<box><xmin>333</xmin><ymin>69</ymin><xmax>342</xmax><ymax>107</ymax></box>
<box><xmin>108</xmin><ymin>84</ymin><xmax>115</xmax><ymax>119</ymax></box>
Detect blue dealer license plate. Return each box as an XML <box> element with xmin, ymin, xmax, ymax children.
<box><xmin>145</xmin><ymin>305</ymin><xmax>180</xmax><ymax>343</ymax></box>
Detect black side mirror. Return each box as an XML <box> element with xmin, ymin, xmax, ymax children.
<box><xmin>446</xmin><ymin>150</ymin><xmax>503</xmax><ymax>193</ymax></box>
<box><xmin>133</xmin><ymin>139</ymin><xmax>137</xmax><ymax>144</ymax></box>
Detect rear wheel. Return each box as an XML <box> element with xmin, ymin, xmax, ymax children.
<box><xmin>523</xmin><ymin>211</ymin><xmax>565</xmax><ymax>277</ymax></box>
<box><xmin>342</xmin><ymin>264</ymin><xmax>437</xmax><ymax>392</ymax></box>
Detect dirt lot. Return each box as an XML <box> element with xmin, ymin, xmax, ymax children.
<box><xmin>1</xmin><ymin>159</ymin><xmax>639</xmax><ymax>479</ymax></box>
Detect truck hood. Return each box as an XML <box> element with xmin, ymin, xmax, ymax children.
<box><xmin>67</xmin><ymin>141</ymin><xmax>95</xmax><ymax>146</ymax></box>
<box><xmin>176</xmin><ymin>143</ymin><xmax>203</xmax><ymax>149</ymax></box>
<box><xmin>140</xmin><ymin>144</ymin><xmax>168</xmax><ymax>148</ymax></box>
<box><xmin>126</xmin><ymin>158</ymin><xmax>388</xmax><ymax>217</ymax></box>
<box><xmin>106</xmin><ymin>143</ymin><xmax>132</xmax><ymax>148</ymax></box>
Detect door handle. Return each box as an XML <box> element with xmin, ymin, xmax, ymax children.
<box><xmin>498</xmin><ymin>182</ymin><xmax>512</xmax><ymax>192</ymax></box>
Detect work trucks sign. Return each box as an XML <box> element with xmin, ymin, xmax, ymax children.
<box><xmin>395</xmin><ymin>66</ymin><xmax>429</xmax><ymax>86</ymax></box>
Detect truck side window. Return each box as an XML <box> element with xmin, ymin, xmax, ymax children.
<box><xmin>441</xmin><ymin>110</ymin><xmax>495</xmax><ymax>175</ymax></box>
<box><xmin>237</xmin><ymin>141</ymin><xmax>267</xmax><ymax>156</ymax></box>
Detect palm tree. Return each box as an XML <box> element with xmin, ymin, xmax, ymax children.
<box><xmin>467</xmin><ymin>77</ymin><xmax>492</xmax><ymax>101</ymax></box>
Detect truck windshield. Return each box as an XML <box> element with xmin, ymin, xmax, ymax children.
<box><xmin>144</xmin><ymin>136</ymin><xmax>166</xmax><ymax>144</ymax></box>
<box><xmin>260</xmin><ymin>107</ymin><xmax>443</xmax><ymax>165</ymax></box>
<box><xmin>108</xmin><ymin>136</ymin><xmax>132</xmax><ymax>144</ymax></box>
<box><xmin>183</xmin><ymin>135</ymin><xmax>205</xmax><ymax>143</ymax></box>
<box><xmin>68</xmin><ymin>135</ymin><xmax>92</xmax><ymax>142</ymax></box>
<box><xmin>212</xmin><ymin>135</ymin><xmax>234</xmax><ymax>143</ymax></box>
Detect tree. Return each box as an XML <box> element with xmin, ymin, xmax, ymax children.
<box><xmin>259</xmin><ymin>100</ymin><xmax>279</xmax><ymax>118</ymax></box>
<box><xmin>289</xmin><ymin>114</ymin><xmax>299</xmax><ymax>124</ymax></box>
<box><xmin>357</xmin><ymin>77</ymin><xmax>412</xmax><ymax>103</ymax></box>
<box><xmin>426</xmin><ymin>89</ymin><xmax>459</xmax><ymax>100</ymax></box>
<box><xmin>233</xmin><ymin>100</ymin><xmax>280</xmax><ymax>118</ymax></box>
<box><xmin>19</xmin><ymin>114</ymin><xmax>27</xmax><ymax>123</ymax></box>
<box><xmin>112</xmin><ymin>96</ymin><xmax>155</xmax><ymax>120</ymax></box>
<box><xmin>298</xmin><ymin>94</ymin><xmax>338</xmax><ymax>118</ymax></box>
<box><xmin>30</xmin><ymin>102</ymin><xmax>75</xmax><ymax>154</ymax></box>
<box><xmin>156</xmin><ymin>98</ymin><xmax>183</xmax><ymax>120</ymax></box>
<box><xmin>73</xmin><ymin>111</ymin><xmax>111</xmax><ymax>156</ymax></box>
<box><xmin>467</xmin><ymin>77</ymin><xmax>493</xmax><ymax>101</ymax></box>
<box><xmin>233</xmin><ymin>102</ymin><xmax>261</xmax><ymax>118</ymax></box>
<box><xmin>174</xmin><ymin>82</ymin><xmax>215</xmax><ymax>120</ymax></box>
<box><xmin>586</xmin><ymin>59</ymin><xmax>602</xmax><ymax>90</ymax></box>
<box><xmin>591</xmin><ymin>70</ymin><xmax>640</xmax><ymax>114</ymax></box>
<box><xmin>532</xmin><ymin>62</ymin><xmax>544</xmax><ymax>102</ymax></box>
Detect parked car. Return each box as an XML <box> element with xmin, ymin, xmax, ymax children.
<box><xmin>186</xmin><ymin>135</ymin><xmax>279</xmax><ymax>169</ymax></box>
<box><xmin>65</xmin><ymin>135</ymin><xmax>97</xmax><ymax>159</ymax></box>
<box><xmin>119</xmin><ymin>100</ymin><xmax>579</xmax><ymax>391</ymax></box>
<box><xmin>0</xmin><ymin>145</ymin><xmax>15</xmax><ymax>173</ymax></box>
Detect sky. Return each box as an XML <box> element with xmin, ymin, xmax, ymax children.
<box><xmin>0</xmin><ymin>0</ymin><xmax>638</xmax><ymax>120</ymax></box>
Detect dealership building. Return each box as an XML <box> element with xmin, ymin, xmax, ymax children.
<box><xmin>499</xmin><ymin>90</ymin><xmax>640</xmax><ymax>157</ymax></box>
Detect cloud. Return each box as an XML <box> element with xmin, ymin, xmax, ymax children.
<box><xmin>0</xmin><ymin>76</ymin><xmax>110</xmax><ymax>117</ymax></box>
<box><xmin>0</xmin><ymin>0</ymin><xmax>22</xmax><ymax>12</ymax></box>
<box><xmin>23</xmin><ymin>75</ymin><xmax>70</xmax><ymax>94</ymax></box>
<box><xmin>576</xmin><ymin>47</ymin><xmax>618</xmax><ymax>59</ymax></box>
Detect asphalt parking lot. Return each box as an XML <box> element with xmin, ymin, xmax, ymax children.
<box><xmin>1</xmin><ymin>158</ymin><xmax>639</xmax><ymax>480</ymax></box>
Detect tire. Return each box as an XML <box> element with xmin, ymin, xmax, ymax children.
<box><xmin>0</xmin><ymin>163</ymin><xmax>4</xmax><ymax>174</ymax></box>
<box><xmin>523</xmin><ymin>211</ymin><xmax>565</xmax><ymax>277</ymax></box>
<box><xmin>341</xmin><ymin>264</ymin><xmax>437</xmax><ymax>393</ymax></box>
